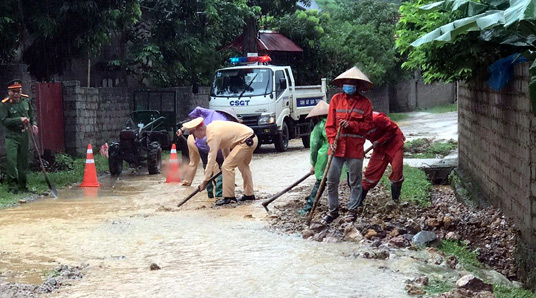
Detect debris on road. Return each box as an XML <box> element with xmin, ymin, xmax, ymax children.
<box><xmin>268</xmin><ymin>184</ymin><xmax>519</xmax><ymax>280</ymax></box>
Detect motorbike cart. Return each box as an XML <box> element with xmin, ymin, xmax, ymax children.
<box><xmin>108</xmin><ymin>110</ymin><xmax>173</xmax><ymax>175</ymax></box>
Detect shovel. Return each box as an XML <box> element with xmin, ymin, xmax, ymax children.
<box><xmin>177</xmin><ymin>171</ymin><xmax>222</xmax><ymax>208</ymax></box>
<box><xmin>26</xmin><ymin>124</ymin><xmax>58</xmax><ymax>198</ymax></box>
<box><xmin>305</xmin><ymin>126</ymin><xmax>342</xmax><ymax>226</ymax></box>
<box><xmin>262</xmin><ymin>172</ymin><xmax>314</xmax><ymax>213</ymax></box>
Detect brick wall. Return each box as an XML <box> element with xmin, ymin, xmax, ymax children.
<box><xmin>63</xmin><ymin>81</ymin><xmax>132</xmax><ymax>155</ymax></box>
<box><xmin>458</xmin><ymin>62</ymin><xmax>536</xmax><ymax>286</ymax></box>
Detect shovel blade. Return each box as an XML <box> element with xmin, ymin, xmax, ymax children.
<box><xmin>49</xmin><ymin>186</ymin><xmax>58</xmax><ymax>198</ymax></box>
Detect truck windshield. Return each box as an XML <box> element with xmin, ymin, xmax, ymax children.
<box><xmin>211</xmin><ymin>68</ymin><xmax>273</xmax><ymax>97</ymax></box>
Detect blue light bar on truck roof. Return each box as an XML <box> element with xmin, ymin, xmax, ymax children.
<box><xmin>229</xmin><ymin>55</ymin><xmax>272</xmax><ymax>64</ymax></box>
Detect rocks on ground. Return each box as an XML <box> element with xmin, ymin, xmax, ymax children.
<box><xmin>0</xmin><ymin>264</ymin><xmax>87</xmax><ymax>297</ymax></box>
<box><xmin>268</xmin><ymin>183</ymin><xmax>519</xmax><ymax>280</ymax></box>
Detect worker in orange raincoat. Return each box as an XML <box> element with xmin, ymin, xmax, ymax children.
<box><xmin>358</xmin><ymin>111</ymin><xmax>405</xmax><ymax>205</ymax></box>
<box><xmin>322</xmin><ymin>66</ymin><xmax>374</xmax><ymax>224</ymax></box>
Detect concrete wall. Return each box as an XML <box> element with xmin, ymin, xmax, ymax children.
<box><xmin>391</xmin><ymin>73</ymin><xmax>457</xmax><ymax>112</ymax></box>
<box><xmin>327</xmin><ymin>88</ymin><xmax>390</xmax><ymax>114</ymax></box>
<box><xmin>62</xmin><ymin>81</ymin><xmax>132</xmax><ymax>155</ymax></box>
<box><xmin>327</xmin><ymin>75</ymin><xmax>456</xmax><ymax>114</ymax></box>
<box><xmin>458</xmin><ymin>62</ymin><xmax>536</xmax><ymax>286</ymax></box>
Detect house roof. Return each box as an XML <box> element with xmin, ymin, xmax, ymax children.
<box><xmin>224</xmin><ymin>30</ymin><xmax>303</xmax><ymax>53</ymax></box>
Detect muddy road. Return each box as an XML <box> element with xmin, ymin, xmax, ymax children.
<box><xmin>0</xmin><ymin>110</ymin><xmax>501</xmax><ymax>297</ymax></box>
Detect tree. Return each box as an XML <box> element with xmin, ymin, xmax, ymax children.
<box><xmin>0</xmin><ymin>0</ymin><xmax>21</xmax><ymax>63</ymax></box>
<box><xmin>269</xmin><ymin>0</ymin><xmax>401</xmax><ymax>86</ymax></box>
<box><xmin>114</xmin><ymin>0</ymin><xmax>255</xmax><ymax>87</ymax></box>
<box><xmin>15</xmin><ymin>0</ymin><xmax>141</xmax><ymax>81</ymax></box>
<box><xmin>396</xmin><ymin>0</ymin><xmax>515</xmax><ymax>83</ymax></box>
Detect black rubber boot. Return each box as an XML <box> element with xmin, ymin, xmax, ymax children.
<box><xmin>391</xmin><ymin>183</ymin><xmax>401</xmax><ymax>203</ymax></box>
<box><xmin>238</xmin><ymin>194</ymin><xmax>256</xmax><ymax>201</ymax></box>
<box><xmin>216</xmin><ymin>197</ymin><xmax>237</xmax><ymax>206</ymax></box>
<box><xmin>357</xmin><ymin>189</ymin><xmax>368</xmax><ymax>207</ymax></box>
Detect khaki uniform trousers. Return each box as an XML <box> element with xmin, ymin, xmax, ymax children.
<box><xmin>222</xmin><ymin>136</ymin><xmax>258</xmax><ymax>198</ymax></box>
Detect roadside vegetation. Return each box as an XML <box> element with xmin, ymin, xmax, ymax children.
<box><xmin>429</xmin><ymin>240</ymin><xmax>536</xmax><ymax>298</ymax></box>
<box><xmin>380</xmin><ymin>164</ymin><xmax>432</xmax><ymax>206</ymax></box>
<box><xmin>404</xmin><ymin>138</ymin><xmax>457</xmax><ymax>158</ymax></box>
<box><xmin>422</xmin><ymin>103</ymin><xmax>457</xmax><ymax>114</ymax></box>
<box><xmin>0</xmin><ymin>153</ymin><xmax>108</xmax><ymax>208</ymax></box>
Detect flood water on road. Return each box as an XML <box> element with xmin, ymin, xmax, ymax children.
<box><xmin>1</xmin><ymin>123</ymin><xmax>463</xmax><ymax>297</ymax></box>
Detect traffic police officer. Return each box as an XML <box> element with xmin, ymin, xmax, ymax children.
<box><xmin>0</xmin><ymin>79</ymin><xmax>38</xmax><ymax>193</ymax></box>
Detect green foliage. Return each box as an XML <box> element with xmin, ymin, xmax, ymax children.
<box><xmin>380</xmin><ymin>164</ymin><xmax>432</xmax><ymax>206</ymax></box>
<box><xmin>423</xmin><ymin>279</ymin><xmax>455</xmax><ymax>295</ymax></box>
<box><xmin>440</xmin><ymin>239</ymin><xmax>482</xmax><ymax>269</ymax></box>
<box><xmin>0</xmin><ymin>0</ymin><xmax>20</xmax><ymax>63</ymax></box>
<box><xmin>395</xmin><ymin>0</ymin><xmax>514</xmax><ymax>83</ymax></box>
<box><xmin>422</xmin><ymin>103</ymin><xmax>457</xmax><ymax>113</ymax></box>
<box><xmin>53</xmin><ymin>153</ymin><xmax>75</xmax><ymax>171</ymax></box>
<box><xmin>267</xmin><ymin>0</ymin><xmax>402</xmax><ymax>86</ymax></box>
<box><xmin>19</xmin><ymin>0</ymin><xmax>141</xmax><ymax>80</ymax></box>
<box><xmin>386</xmin><ymin>113</ymin><xmax>410</xmax><ymax>122</ymax></box>
<box><xmin>404</xmin><ymin>138</ymin><xmax>457</xmax><ymax>158</ymax></box>
<box><xmin>0</xmin><ymin>154</ymin><xmax>109</xmax><ymax>208</ymax></box>
<box><xmin>494</xmin><ymin>284</ymin><xmax>536</xmax><ymax>298</ymax></box>
<box><xmin>263</xmin><ymin>10</ymin><xmax>328</xmax><ymax>85</ymax></box>
<box><xmin>115</xmin><ymin>0</ymin><xmax>253</xmax><ymax>87</ymax></box>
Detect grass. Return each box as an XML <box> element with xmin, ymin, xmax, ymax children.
<box><xmin>421</xmin><ymin>103</ymin><xmax>458</xmax><ymax>113</ymax></box>
<box><xmin>379</xmin><ymin>164</ymin><xmax>432</xmax><ymax>206</ymax></box>
<box><xmin>494</xmin><ymin>285</ymin><xmax>536</xmax><ymax>298</ymax></box>
<box><xmin>440</xmin><ymin>240</ymin><xmax>482</xmax><ymax>270</ymax></box>
<box><xmin>424</xmin><ymin>279</ymin><xmax>455</xmax><ymax>295</ymax></box>
<box><xmin>404</xmin><ymin>138</ymin><xmax>457</xmax><ymax>158</ymax></box>
<box><xmin>0</xmin><ymin>154</ymin><xmax>109</xmax><ymax>208</ymax></box>
<box><xmin>387</xmin><ymin>113</ymin><xmax>409</xmax><ymax>122</ymax></box>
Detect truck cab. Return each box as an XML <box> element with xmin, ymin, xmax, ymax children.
<box><xmin>209</xmin><ymin>56</ymin><xmax>327</xmax><ymax>152</ymax></box>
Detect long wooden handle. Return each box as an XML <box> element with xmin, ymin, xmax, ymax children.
<box><xmin>305</xmin><ymin>125</ymin><xmax>343</xmax><ymax>225</ymax></box>
<box><xmin>27</xmin><ymin>124</ymin><xmax>58</xmax><ymax>198</ymax></box>
<box><xmin>177</xmin><ymin>171</ymin><xmax>222</xmax><ymax>208</ymax></box>
<box><xmin>262</xmin><ymin>172</ymin><xmax>313</xmax><ymax>211</ymax></box>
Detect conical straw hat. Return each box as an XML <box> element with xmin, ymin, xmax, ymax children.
<box><xmin>333</xmin><ymin>66</ymin><xmax>374</xmax><ymax>91</ymax></box>
<box><xmin>306</xmin><ymin>100</ymin><xmax>329</xmax><ymax>119</ymax></box>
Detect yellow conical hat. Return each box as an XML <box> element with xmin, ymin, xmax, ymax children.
<box><xmin>333</xmin><ymin>66</ymin><xmax>374</xmax><ymax>91</ymax></box>
<box><xmin>306</xmin><ymin>100</ymin><xmax>329</xmax><ymax>119</ymax></box>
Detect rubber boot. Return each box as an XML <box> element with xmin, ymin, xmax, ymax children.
<box><xmin>299</xmin><ymin>180</ymin><xmax>321</xmax><ymax>215</ymax></box>
<box><xmin>391</xmin><ymin>183</ymin><xmax>401</xmax><ymax>203</ymax></box>
<box><xmin>357</xmin><ymin>188</ymin><xmax>368</xmax><ymax>207</ymax></box>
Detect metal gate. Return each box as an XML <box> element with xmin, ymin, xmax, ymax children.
<box><xmin>34</xmin><ymin>82</ymin><xmax>64</xmax><ymax>153</ymax></box>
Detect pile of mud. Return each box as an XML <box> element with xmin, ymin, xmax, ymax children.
<box><xmin>268</xmin><ymin>184</ymin><xmax>518</xmax><ymax>280</ymax></box>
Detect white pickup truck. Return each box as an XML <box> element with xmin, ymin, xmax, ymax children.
<box><xmin>208</xmin><ymin>59</ymin><xmax>327</xmax><ymax>152</ymax></box>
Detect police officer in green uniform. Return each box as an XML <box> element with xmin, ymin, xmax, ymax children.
<box><xmin>0</xmin><ymin>79</ymin><xmax>38</xmax><ymax>193</ymax></box>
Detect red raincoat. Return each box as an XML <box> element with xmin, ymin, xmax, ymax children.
<box><xmin>326</xmin><ymin>92</ymin><xmax>373</xmax><ymax>159</ymax></box>
<box><xmin>362</xmin><ymin>112</ymin><xmax>406</xmax><ymax>190</ymax></box>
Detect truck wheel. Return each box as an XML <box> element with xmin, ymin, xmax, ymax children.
<box><xmin>301</xmin><ymin>120</ymin><xmax>314</xmax><ymax>148</ymax></box>
<box><xmin>254</xmin><ymin>142</ymin><xmax>262</xmax><ymax>153</ymax></box>
<box><xmin>274</xmin><ymin>122</ymin><xmax>289</xmax><ymax>152</ymax></box>
<box><xmin>109</xmin><ymin>142</ymin><xmax>123</xmax><ymax>176</ymax></box>
<box><xmin>301</xmin><ymin>135</ymin><xmax>310</xmax><ymax>148</ymax></box>
<box><xmin>147</xmin><ymin>141</ymin><xmax>162</xmax><ymax>175</ymax></box>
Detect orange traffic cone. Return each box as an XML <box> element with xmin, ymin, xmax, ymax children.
<box><xmin>166</xmin><ymin>144</ymin><xmax>181</xmax><ymax>183</ymax></box>
<box><xmin>80</xmin><ymin>143</ymin><xmax>101</xmax><ymax>187</ymax></box>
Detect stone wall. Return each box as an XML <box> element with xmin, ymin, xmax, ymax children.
<box><xmin>458</xmin><ymin>62</ymin><xmax>536</xmax><ymax>286</ymax></box>
<box><xmin>63</xmin><ymin>81</ymin><xmax>132</xmax><ymax>155</ymax></box>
